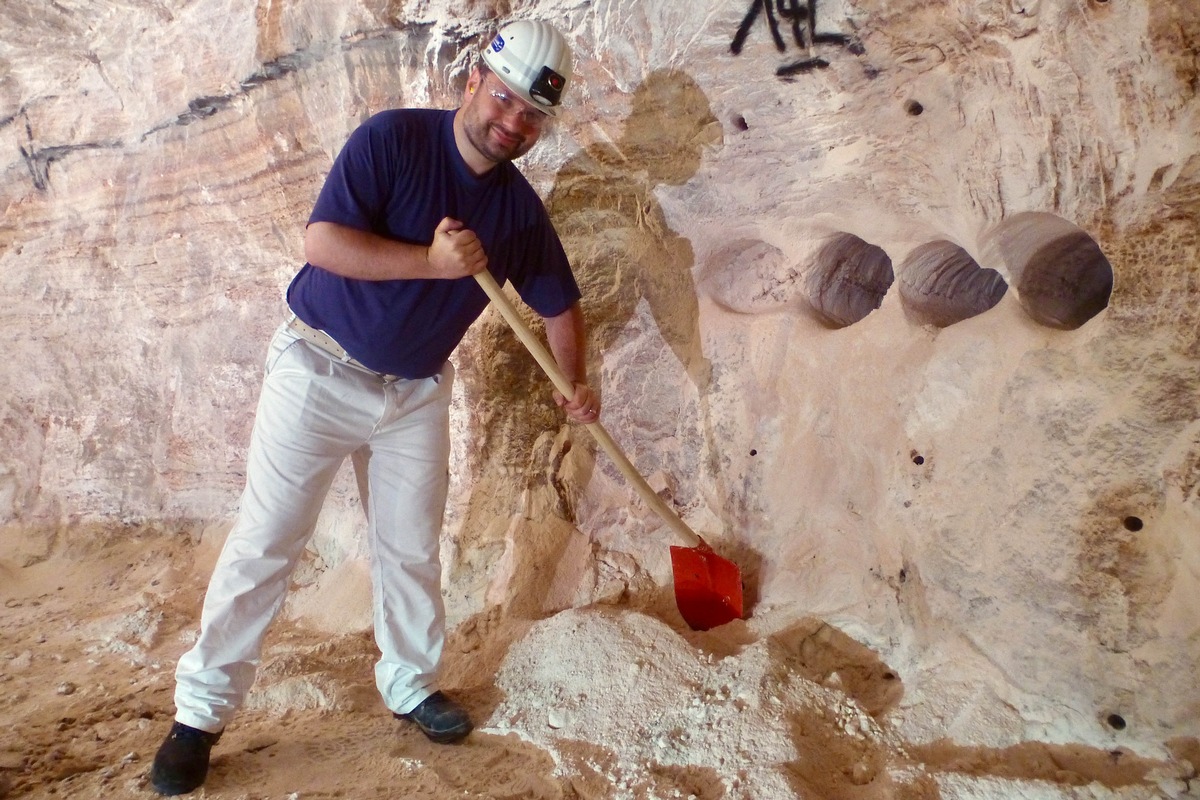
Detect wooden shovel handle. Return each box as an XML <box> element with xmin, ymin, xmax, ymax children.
<box><xmin>474</xmin><ymin>270</ymin><xmax>703</xmax><ymax>548</ymax></box>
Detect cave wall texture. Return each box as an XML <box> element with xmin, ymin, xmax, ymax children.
<box><xmin>2</xmin><ymin>0</ymin><xmax>1198</xmax><ymax>760</ymax></box>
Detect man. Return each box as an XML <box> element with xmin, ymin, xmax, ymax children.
<box><xmin>150</xmin><ymin>20</ymin><xmax>600</xmax><ymax>796</ymax></box>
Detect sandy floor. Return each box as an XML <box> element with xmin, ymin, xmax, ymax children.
<box><xmin>1</xmin><ymin>528</ymin><xmax>1194</xmax><ymax>800</ymax></box>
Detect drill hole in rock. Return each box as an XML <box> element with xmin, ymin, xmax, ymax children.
<box><xmin>1123</xmin><ymin>516</ymin><xmax>1143</xmax><ymax>532</ymax></box>
<box><xmin>1106</xmin><ymin>713</ymin><xmax>1127</xmax><ymax>731</ymax></box>
<box><xmin>898</xmin><ymin>240</ymin><xmax>1008</xmax><ymax>327</ymax></box>
<box><xmin>805</xmin><ymin>233</ymin><xmax>894</xmax><ymax>328</ymax></box>
<box><xmin>905</xmin><ymin>100</ymin><xmax>924</xmax><ymax>116</ymax></box>
<box><xmin>981</xmin><ymin>213</ymin><xmax>1113</xmax><ymax>330</ymax></box>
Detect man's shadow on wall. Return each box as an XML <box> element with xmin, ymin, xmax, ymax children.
<box><xmin>546</xmin><ymin>67</ymin><xmax>720</xmax><ymax>394</ymax></box>
<box><xmin>453</xmin><ymin>69</ymin><xmax>736</xmax><ymax>620</ymax></box>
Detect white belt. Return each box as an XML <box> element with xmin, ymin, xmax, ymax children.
<box><xmin>287</xmin><ymin>314</ymin><xmax>401</xmax><ymax>382</ymax></box>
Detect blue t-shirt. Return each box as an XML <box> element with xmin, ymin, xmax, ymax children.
<box><xmin>287</xmin><ymin>108</ymin><xmax>580</xmax><ymax>378</ymax></box>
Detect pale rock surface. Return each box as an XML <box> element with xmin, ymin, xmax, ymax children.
<box><xmin>1</xmin><ymin>0</ymin><xmax>1199</xmax><ymax>798</ymax></box>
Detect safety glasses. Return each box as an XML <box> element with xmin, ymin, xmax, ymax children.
<box><xmin>483</xmin><ymin>77</ymin><xmax>549</xmax><ymax>128</ymax></box>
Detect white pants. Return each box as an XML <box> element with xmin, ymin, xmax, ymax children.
<box><xmin>174</xmin><ymin>323</ymin><xmax>454</xmax><ymax>733</ymax></box>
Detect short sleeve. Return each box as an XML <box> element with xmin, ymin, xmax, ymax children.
<box><xmin>308</xmin><ymin>117</ymin><xmax>399</xmax><ymax>232</ymax></box>
<box><xmin>510</xmin><ymin>209</ymin><xmax>581</xmax><ymax>318</ymax></box>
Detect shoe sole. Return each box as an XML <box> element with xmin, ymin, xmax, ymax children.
<box><xmin>151</xmin><ymin>777</ymin><xmax>203</xmax><ymax>796</ymax></box>
<box><xmin>397</xmin><ymin>713</ymin><xmax>472</xmax><ymax>744</ymax></box>
<box><xmin>407</xmin><ymin>718</ymin><xmax>472</xmax><ymax>744</ymax></box>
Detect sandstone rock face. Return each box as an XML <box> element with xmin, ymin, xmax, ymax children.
<box><xmin>2</xmin><ymin>0</ymin><xmax>1198</xmax><ymax>782</ymax></box>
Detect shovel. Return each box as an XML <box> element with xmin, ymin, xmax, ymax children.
<box><xmin>474</xmin><ymin>270</ymin><xmax>744</xmax><ymax>630</ymax></box>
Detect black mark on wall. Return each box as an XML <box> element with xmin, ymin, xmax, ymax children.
<box><xmin>20</xmin><ymin>141</ymin><xmax>118</xmax><ymax>191</ymax></box>
<box><xmin>731</xmin><ymin>0</ymin><xmax>863</xmax><ymax>78</ymax></box>
<box><xmin>143</xmin><ymin>50</ymin><xmax>315</xmax><ymax>138</ymax></box>
<box><xmin>13</xmin><ymin>49</ymin><xmax>323</xmax><ymax>191</ymax></box>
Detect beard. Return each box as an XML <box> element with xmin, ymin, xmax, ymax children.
<box><xmin>460</xmin><ymin>107</ymin><xmax>537</xmax><ymax>164</ymax></box>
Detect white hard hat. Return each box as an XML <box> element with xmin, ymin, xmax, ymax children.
<box><xmin>481</xmin><ymin>20</ymin><xmax>573</xmax><ymax>117</ymax></box>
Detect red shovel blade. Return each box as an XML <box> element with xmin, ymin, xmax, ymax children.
<box><xmin>670</xmin><ymin>541</ymin><xmax>744</xmax><ymax>631</ymax></box>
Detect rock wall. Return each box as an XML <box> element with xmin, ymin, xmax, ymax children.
<box><xmin>2</xmin><ymin>0</ymin><xmax>1198</xmax><ymax>763</ymax></box>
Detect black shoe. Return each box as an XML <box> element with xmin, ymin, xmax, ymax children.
<box><xmin>395</xmin><ymin>691</ymin><xmax>473</xmax><ymax>744</ymax></box>
<box><xmin>149</xmin><ymin>721</ymin><xmax>222</xmax><ymax>796</ymax></box>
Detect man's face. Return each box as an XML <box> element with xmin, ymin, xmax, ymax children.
<box><xmin>459</xmin><ymin>69</ymin><xmax>548</xmax><ymax>164</ymax></box>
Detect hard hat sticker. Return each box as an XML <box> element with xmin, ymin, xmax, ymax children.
<box><xmin>490</xmin><ymin>35</ymin><xmax>505</xmax><ymax>53</ymax></box>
